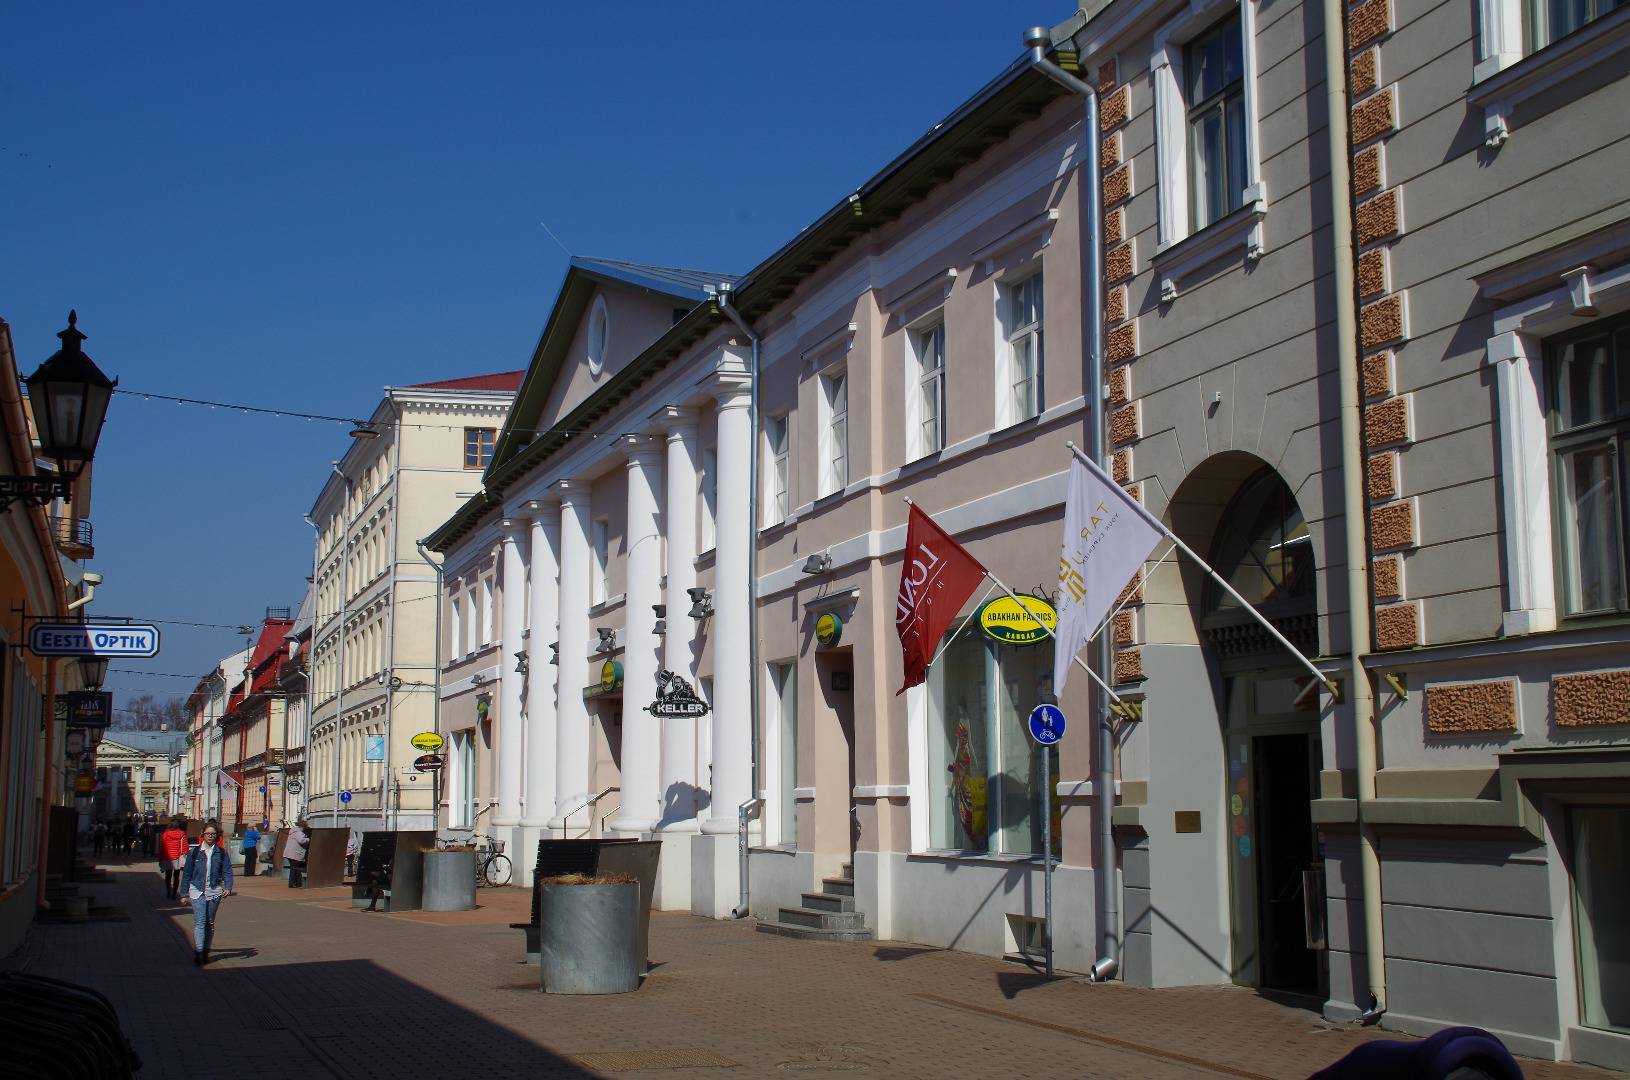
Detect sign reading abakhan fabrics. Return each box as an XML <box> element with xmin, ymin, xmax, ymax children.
<box><xmin>977</xmin><ymin>595</ymin><xmax>1058</xmax><ymax>646</ymax></box>
<box><xmin>29</xmin><ymin>623</ymin><xmax>160</xmax><ymax>658</ymax></box>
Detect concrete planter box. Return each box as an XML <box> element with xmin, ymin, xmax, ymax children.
<box><xmin>423</xmin><ymin>850</ymin><xmax>476</xmax><ymax>911</ymax></box>
<box><xmin>538</xmin><ymin>882</ymin><xmax>639</xmax><ymax>995</ymax></box>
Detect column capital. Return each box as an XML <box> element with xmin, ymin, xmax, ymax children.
<box><xmin>498</xmin><ymin>517</ymin><xmax>528</xmax><ymax>538</ymax></box>
<box><xmin>553</xmin><ymin>478</ymin><xmax>588</xmax><ymax>506</ymax></box>
<box><xmin>622</xmin><ymin>433</ymin><xmax>664</xmax><ymax>464</ymax></box>
<box><xmin>659</xmin><ymin>405</ymin><xmax>699</xmax><ymax>436</ymax></box>
<box><xmin>521</xmin><ymin>498</ymin><xmax>561</xmax><ymax>523</ymax></box>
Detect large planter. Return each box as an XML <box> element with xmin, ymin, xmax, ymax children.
<box><xmin>423</xmin><ymin>850</ymin><xmax>477</xmax><ymax>911</ymax></box>
<box><xmin>538</xmin><ymin>882</ymin><xmax>639</xmax><ymax>995</ymax></box>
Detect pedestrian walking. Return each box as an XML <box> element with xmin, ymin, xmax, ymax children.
<box><xmin>160</xmin><ymin>817</ymin><xmax>189</xmax><ymax>900</ymax></box>
<box><xmin>182</xmin><ymin>819</ymin><xmax>232</xmax><ymax>965</ymax></box>
<box><xmin>283</xmin><ymin>819</ymin><xmax>309</xmax><ymax>889</ymax></box>
<box><xmin>136</xmin><ymin>818</ymin><xmax>151</xmax><ymax>859</ymax></box>
<box><xmin>91</xmin><ymin>820</ymin><xmax>106</xmax><ymax>856</ymax></box>
<box><xmin>239</xmin><ymin>823</ymin><xmax>260</xmax><ymax>877</ymax></box>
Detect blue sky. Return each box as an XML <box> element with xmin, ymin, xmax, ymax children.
<box><xmin>1</xmin><ymin>2</ymin><xmax>1057</xmax><ymax>708</ymax></box>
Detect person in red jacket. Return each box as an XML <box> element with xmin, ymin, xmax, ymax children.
<box><xmin>159</xmin><ymin>817</ymin><xmax>189</xmax><ymax>900</ymax></box>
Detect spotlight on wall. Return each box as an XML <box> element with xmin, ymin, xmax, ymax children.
<box><xmin>686</xmin><ymin>588</ymin><xmax>713</xmax><ymax>619</ymax></box>
<box><xmin>596</xmin><ymin>627</ymin><xmax>618</xmax><ymax>652</ymax></box>
<box><xmin>549</xmin><ymin>641</ymin><xmax>560</xmax><ymax>666</ymax></box>
<box><xmin>801</xmin><ymin>552</ymin><xmax>833</xmax><ymax>575</ymax></box>
<box><xmin>652</xmin><ymin>604</ymin><xmax>667</xmax><ymax>636</ymax></box>
<box><xmin>514</xmin><ymin>650</ymin><xmax>529</xmax><ymax>674</ymax></box>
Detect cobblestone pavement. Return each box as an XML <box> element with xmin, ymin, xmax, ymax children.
<box><xmin>8</xmin><ymin>861</ymin><xmax>1618</xmax><ymax>1080</ymax></box>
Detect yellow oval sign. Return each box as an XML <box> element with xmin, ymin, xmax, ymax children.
<box><xmin>815</xmin><ymin>612</ymin><xmax>843</xmax><ymax>648</ymax></box>
<box><xmin>978</xmin><ymin>595</ymin><xmax>1058</xmax><ymax>645</ymax></box>
<box><xmin>410</xmin><ymin>732</ymin><xmax>445</xmax><ymax>752</ymax></box>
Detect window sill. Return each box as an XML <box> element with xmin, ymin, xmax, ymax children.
<box><xmin>587</xmin><ymin>594</ymin><xmax>625</xmax><ymax>617</ymax></box>
<box><xmin>1151</xmin><ymin>191</ymin><xmax>1268</xmax><ymax>302</ymax></box>
<box><xmin>908</xmin><ymin>850</ymin><xmax>1059</xmax><ymax>865</ymax></box>
<box><xmin>1470</xmin><ymin>4</ymin><xmax>1630</xmax><ymax>146</ymax></box>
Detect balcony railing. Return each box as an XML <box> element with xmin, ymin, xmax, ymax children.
<box><xmin>49</xmin><ymin>516</ymin><xmax>93</xmax><ymax>557</ymax></box>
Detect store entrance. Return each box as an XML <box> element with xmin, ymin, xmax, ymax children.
<box><xmin>1224</xmin><ymin>670</ymin><xmax>1323</xmax><ymax>994</ymax></box>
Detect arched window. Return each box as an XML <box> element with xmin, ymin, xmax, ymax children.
<box><xmin>1203</xmin><ymin>468</ymin><xmax>1317</xmax><ymax>657</ymax></box>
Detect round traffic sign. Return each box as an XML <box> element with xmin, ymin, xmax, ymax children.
<box><xmin>1028</xmin><ymin>704</ymin><xmax>1066</xmax><ymax>745</ymax></box>
<box><xmin>339</xmin><ymin>790</ymin><xmax>352</xmax><ymax>804</ymax></box>
<box><xmin>412</xmin><ymin>754</ymin><xmax>444</xmax><ymax>773</ymax></box>
<box><xmin>410</xmin><ymin>731</ymin><xmax>444</xmax><ymax>752</ymax></box>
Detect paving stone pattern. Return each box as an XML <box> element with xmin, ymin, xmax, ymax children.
<box><xmin>8</xmin><ymin>862</ymin><xmax>1618</xmax><ymax>1080</ymax></box>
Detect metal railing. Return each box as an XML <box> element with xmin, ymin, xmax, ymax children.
<box><xmin>49</xmin><ymin>516</ymin><xmax>93</xmax><ymax>552</ymax></box>
<box><xmin>557</xmin><ymin>786</ymin><xmax>618</xmax><ymax>839</ymax></box>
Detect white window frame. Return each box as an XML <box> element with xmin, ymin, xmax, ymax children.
<box><xmin>700</xmin><ymin>447</ymin><xmax>717</xmax><ymax>552</ymax></box>
<box><xmin>481</xmin><ymin>576</ymin><xmax>495</xmax><ymax>646</ymax></box>
<box><xmin>997</xmin><ymin>272</ymin><xmax>1045</xmax><ymax>427</ymax></box>
<box><xmin>592</xmin><ymin>518</ymin><xmax>611</xmax><ymax>605</ymax></box>
<box><xmin>449</xmin><ymin>588</ymin><xmax>463</xmax><ymax>658</ymax></box>
<box><xmin>817</xmin><ymin>368</ymin><xmax>849</xmax><ymax>499</ymax></box>
<box><xmin>1149</xmin><ymin>0</ymin><xmax>1268</xmax><ymax>297</ymax></box>
<box><xmin>907</xmin><ymin>319</ymin><xmax>947</xmax><ymax>460</ymax></box>
<box><xmin>765</xmin><ymin>413</ymin><xmax>791</xmax><ymax>526</ymax></box>
<box><xmin>765</xmin><ymin>660</ymin><xmax>799</xmax><ymax>847</ymax></box>
<box><xmin>1471</xmin><ymin>0</ymin><xmax>1630</xmax><ymax>145</ymax></box>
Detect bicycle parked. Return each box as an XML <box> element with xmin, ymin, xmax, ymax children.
<box><xmin>475</xmin><ymin>836</ymin><xmax>511</xmax><ymax>887</ymax></box>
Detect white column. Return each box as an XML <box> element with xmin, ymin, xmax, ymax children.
<box><xmin>494</xmin><ymin>518</ymin><xmax>528</xmax><ymax>826</ymax></box>
<box><xmin>658</xmin><ymin>407</ymin><xmax>701</xmax><ymax>830</ymax></box>
<box><xmin>610</xmin><ymin>436</ymin><xmax>665</xmax><ymax>835</ymax></box>
<box><xmin>551</xmin><ymin>483</ymin><xmax>594</xmax><ymax>831</ymax></box>
<box><xmin>521</xmin><ymin>500</ymin><xmax>560</xmax><ymax>827</ymax></box>
<box><xmin>704</xmin><ymin>382</ymin><xmax>754</xmax><ymax>833</ymax></box>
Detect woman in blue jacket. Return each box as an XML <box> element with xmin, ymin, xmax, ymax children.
<box><xmin>181</xmin><ymin>819</ymin><xmax>233</xmax><ymax>965</ymax></box>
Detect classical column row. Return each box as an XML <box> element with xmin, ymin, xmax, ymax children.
<box><xmin>494</xmin><ymin>384</ymin><xmax>755</xmax><ymax>840</ymax></box>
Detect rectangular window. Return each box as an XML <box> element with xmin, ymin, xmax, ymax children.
<box><xmin>912</xmin><ymin>323</ymin><xmax>946</xmax><ymax>458</ymax></box>
<box><xmin>1571</xmin><ymin>805</ymin><xmax>1630</xmax><ymax>1034</ymax></box>
<box><xmin>700</xmin><ymin>447</ymin><xmax>718</xmax><ymax>551</ymax></box>
<box><xmin>822</xmin><ymin>370</ymin><xmax>849</xmax><ymax>497</ymax></box>
<box><xmin>481</xmin><ymin>577</ymin><xmax>495</xmax><ymax>646</ymax></box>
<box><xmin>1547</xmin><ymin>321</ymin><xmax>1630</xmax><ymax>615</ymax></box>
<box><xmin>766</xmin><ymin>414</ymin><xmax>791</xmax><ymax>525</ymax></box>
<box><xmin>592</xmin><ymin>518</ymin><xmax>611</xmax><ymax>605</ymax></box>
<box><xmin>1007</xmin><ymin>275</ymin><xmax>1045</xmax><ymax>424</ymax></box>
<box><xmin>144</xmin><ymin>767</ymin><xmax>155</xmax><ymax>782</ymax></box>
<box><xmin>465</xmin><ymin>428</ymin><xmax>496</xmax><ymax>470</ymax></box>
<box><xmin>1187</xmin><ymin>13</ymin><xmax>1248</xmax><ymax>231</ymax></box>
<box><xmin>772</xmin><ymin>662</ymin><xmax>798</xmax><ymax>846</ymax></box>
<box><xmin>1530</xmin><ymin>0</ymin><xmax>1629</xmax><ymax>50</ymax></box>
<box><xmin>927</xmin><ymin>624</ymin><xmax>1060</xmax><ymax>855</ymax></box>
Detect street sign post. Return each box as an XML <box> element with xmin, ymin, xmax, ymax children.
<box><xmin>339</xmin><ymin>790</ymin><xmax>352</xmax><ymax>805</ymax></box>
<box><xmin>29</xmin><ymin>623</ymin><xmax>160</xmax><ymax>658</ymax></box>
<box><xmin>1028</xmin><ymin>704</ymin><xmax>1066</xmax><ymax>979</ymax></box>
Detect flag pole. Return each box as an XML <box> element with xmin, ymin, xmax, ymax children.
<box><xmin>1066</xmin><ymin>445</ymin><xmax>1339</xmax><ymax>697</ymax></box>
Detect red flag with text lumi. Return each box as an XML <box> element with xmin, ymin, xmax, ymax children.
<box><xmin>895</xmin><ymin>503</ymin><xmax>988</xmax><ymax>694</ymax></box>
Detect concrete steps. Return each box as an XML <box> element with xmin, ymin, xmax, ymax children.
<box><xmin>756</xmin><ymin>863</ymin><xmax>874</xmax><ymax>942</ymax></box>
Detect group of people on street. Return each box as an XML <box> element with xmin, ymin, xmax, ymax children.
<box><xmin>87</xmin><ymin>814</ymin><xmax>156</xmax><ymax>858</ymax></box>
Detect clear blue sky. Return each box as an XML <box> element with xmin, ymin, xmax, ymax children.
<box><xmin>1</xmin><ymin>2</ymin><xmax>1058</xmax><ymax>709</ymax></box>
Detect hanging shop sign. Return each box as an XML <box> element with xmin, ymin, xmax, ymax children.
<box><xmin>645</xmin><ymin>669</ymin><xmax>712</xmax><ymax>718</ymax></box>
<box><xmin>364</xmin><ymin>735</ymin><xmax>385</xmax><ymax>762</ymax></box>
<box><xmin>583</xmin><ymin>659</ymin><xmax>623</xmax><ymax>700</ymax></box>
<box><xmin>287</xmin><ymin>779</ymin><xmax>303</xmax><ymax>795</ymax></box>
<box><xmin>815</xmin><ymin>612</ymin><xmax>844</xmax><ymax>648</ymax></box>
<box><xmin>410</xmin><ymin>731</ymin><xmax>445</xmax><ymax>752</ymax></box>
<box><xmin>977</xmin><ymin>595</ymin><xmax>1058</xmax><ymax>646</ymax></box>
<box><xmin>29</xmin><ymin>623</ymin><xmax>160</xmax><ymax>658</ymax></box>
<box><xmin>412</xmin><ymin>754</ymin><xmax>444</xmax><ymax>773</ymax></box>
<box><xmin>63</xmin><ymin>691</ymin><xmax>113</xmax><ymax>728</ymax></box>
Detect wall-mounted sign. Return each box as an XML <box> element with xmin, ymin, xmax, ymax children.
<box><xmin>410</xmin><ymin>732</ymin><xmax>445</xmax><ymax>752</ymax></box>
<box><xmin>475</xmin><ymin>696</ymin><xmax>490</xmax><ymax>722</ymax></box>
<box><xmin>63</xmin><ymin>691</ymin><xmax>113</xmax><ymax>728</ymax></box>
<box><xmin>339</xmin><ymin>790</ymin><xmax>352</xmax><ymax>804</ymax></box>
<box><xmin>815</xmin><ymin>612</ymin><xmax>844</xmax><ymax>648</ymax></box>
<box><xmin>977</xmin><ymin>595</ymin><xmax>1058</xmax><ymax>646</ymax></box>
<box><xmin>412</xmin><ymin>754</ymin><xmax>444</xmax><ymax>773</ymax></box>
<box><xmin>29</xmin><ymin>623</ymin><xmax>160</xmax><ymax>658</ymax></box>
<box><xmin>287</xmin><ymin>779</ymin><xmax>302</xmax><ymax>795</ymax></box>
<box><xmin>364</xmin><ymin>735</ymin><xmax>386</xmax><ymax>762</ymax></box>
<box><xmin>584</xmin><ymin>659</ymin><xmax>624</xmax><ymax>700</ymax></box>
<box><xmin>646</xmin><ymin>669</ymin><xmax>712</xmax><ymax>718</ymax></box>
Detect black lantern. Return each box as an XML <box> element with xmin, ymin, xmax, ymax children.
<box><xmin>26</xmin><ymin>312</ymin><xmax>117</xmax><ymax>467</ymax></box>
<box><xmin>79</xmin><ymin>655</ymin><xmax>108</xmax><ymax>691</ymax></box>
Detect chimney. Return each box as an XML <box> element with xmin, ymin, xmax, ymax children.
<box><xmin>159</xmin><ymin>723</ymin><xmax>168</xmax><ymax>732</ymax></box>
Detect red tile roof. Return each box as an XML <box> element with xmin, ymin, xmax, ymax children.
<box><xmin>404</xmin><ymin>371</ymin><xmax>525</xmax><ymax>392</ymax></box>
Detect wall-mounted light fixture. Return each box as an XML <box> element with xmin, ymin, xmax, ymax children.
<box><xmin>652</xmin><ymin>604</ymin><xmax>667</xmax><ymax>635</ymax></box>
<box><xmin>470</xmin><ymin>672</ymin><xmax>487</xmax><ymax>687</ymax></box>
<box><xmin>801</xmin><ymin>552</ymin><xmax>833</xmax><ymax>575</ymax></box>
<box><xmin>549</xmin><ymin>641</ymin><xmax>560</xmax><ymax>666</ymax></box>
<box><xmin>687</xmin><ymin>588</ymin><xmax>713</xmax><ymax>619</ymax></box>
<box><xmin>514</xmin><ymin>650</ymin><xmax>529</xmax><ymax>674</ymax></box>
<box><xmin>596</xmin><ymin>627</ymin><xmax>618</xmax><ymax>652</ymax></box>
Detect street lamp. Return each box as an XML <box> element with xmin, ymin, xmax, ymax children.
<box><xmin>79</xmin><ymin>656</ymin><xmax>108</xmax><ymax>691</ymax></box>
<box><xmin>1</xmin><ymin>312</ymin><xmax>116</xmax><ymax>512</ymax></box>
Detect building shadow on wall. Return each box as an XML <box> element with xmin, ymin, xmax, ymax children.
<box><xmin>213</xmin><ymin>958</ymin><xmax>602</xmax><ymax>1080</ymax></box>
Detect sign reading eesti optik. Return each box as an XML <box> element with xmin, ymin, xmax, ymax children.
<box><xmin>815</xmin><ymin>612</ymin><xmax>844</xmax><ymax>648</ymax></box>
<box><xmin>977</xmin><ymin>595</ymin><xmax>1058</xmax><ymax>645</ymax></box>
<box><xmin>584</xmin><ymin>659</ymin><xmax>624</xmax><ymax>700</ymax></box>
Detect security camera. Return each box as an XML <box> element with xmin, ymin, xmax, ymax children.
<box><xmin>82</xmin><ymin>573</ymin><xmax>103</xmax><ymax>586</ymax></box>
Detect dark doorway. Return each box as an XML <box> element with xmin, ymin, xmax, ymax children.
<box><xmin>1252</xmin><ymin>732</ymin><xmax>1320</xmax><ymax>992</ymax></box>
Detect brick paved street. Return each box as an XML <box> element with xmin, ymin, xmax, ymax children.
<box><xmin>7</xmin><ymin>861</ymin><xmax>1618</xmax><ymax>1080</ymax></box>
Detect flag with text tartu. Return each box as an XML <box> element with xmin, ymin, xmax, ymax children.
<box><xmin>1055</xmin><ymin>449</ymin><xmax>1165</xmax><ymax>693</ymax></box>
<box><xmin>895</xmin><ymin>504</ymin><xmax>988</xmax><ymax>694</ymax></box>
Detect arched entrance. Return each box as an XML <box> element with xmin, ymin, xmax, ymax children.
<box><xmin>1201</xmin><ymin>467</ymin><xmax>1324</xmax><ymax>994</ymax></box>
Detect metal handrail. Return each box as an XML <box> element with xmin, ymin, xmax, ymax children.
<box><xmin>48</xmin><ymin>515</ymin><xmax>92</xmax><ymax>550</ymax></box>
<box><xmin>598</xmin><ymin>804</ymin><xmax>620</xmax><ymax>836</ymax></box>
<box><xmin>558</xmin><ymin>786</ymin><xmax>617</xmax><ymax>839</ymax></box>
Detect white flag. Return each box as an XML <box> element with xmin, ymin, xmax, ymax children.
<box><xmin>1055</xmin><ymin>448</ymin><xmax>1166</xmax><ymax>693</ymax></box>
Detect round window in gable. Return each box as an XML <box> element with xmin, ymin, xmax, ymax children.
<box><xmin>587</xmin><ymin>297</ymin><xmax>610</xmax><ymax>376</ymax></box>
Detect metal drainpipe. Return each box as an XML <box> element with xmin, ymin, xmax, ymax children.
<box><xmin>715</xmin><ymin>284</ymin><xmax>764</xmax><ymax>920</ymax></box>
<box><xmin>302</xmin><ymin>513</ymin><xmax>322</xmax><ymax>825</ymax></box>
<box><xmin>1320</xmin><ymin>0</ymin><xmax>1386</xmax><ymax>1022</ymax></box>
<box><xmin>1026</xmin><ymin>27</ymin><xmax>1118</xmax><ymax>983</ymax></box>
<box><xmin>416</xmin><ymin>539</ymin><xmax>444</xmax><ymax>832</ymax></box>
<box><xmin>331</xmin><ymin>463</ymin><xmax>351</xmax><ymax>831</ymax></box>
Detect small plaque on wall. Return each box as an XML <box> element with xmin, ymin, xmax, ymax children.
<box><xmin>1174</xmin><ymin>811</ymin><xmax>1202</xmax><ymax>834</ymax></box>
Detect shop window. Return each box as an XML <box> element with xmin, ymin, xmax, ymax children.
<box><xmin>927</xmin><ymin>625</ymin><xmax>1060</xmax><ymax>855</ymax></box>
<box><xmin>1548</xmin><ymin>320</ymin><xmax>1630</xmax><ymax>615</ymax></box>
<box><xmin>1571</xmin><ymin>805</ymin><xmax>1630</xmax><ymax>1034</ymax></box>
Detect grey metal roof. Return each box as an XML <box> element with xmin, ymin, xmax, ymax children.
<box><xmin>569</xmin><ymin>257</ymin><xmax>738</xmax><ymax>303</ymax></box>
<box><xmin>288</xmin><ymin>584</ymin><xmax>315</xmax><ymax>639</ymax></box>
<box><xmin>101</xmin><ymin>730</ymin><xmax>188</xmax><ymax>757</ymax></box>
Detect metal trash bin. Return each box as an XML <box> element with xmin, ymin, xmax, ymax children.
<box><xmin>538</xmin><ymin>881</ymin><xmax>640</xmax><ymax>995</ymax></box>
<box><xmin>423</xmin><ymin>850</ymin><xmax>477</xmax><ymax>911</ymax></box>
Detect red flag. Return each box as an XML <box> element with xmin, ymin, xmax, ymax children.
<box><xmin>895</xmin><ymin>503</ymin><xmax>988</xmax><ymax>694</ymax></box>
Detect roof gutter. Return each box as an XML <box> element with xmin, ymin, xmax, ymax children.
<box><xmin>714</xmin><ymin>284</ymin><xmax>763</xmax><ymax>921</ymax></box>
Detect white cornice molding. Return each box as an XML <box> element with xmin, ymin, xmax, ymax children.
<box><xmin>882</xmin><ymin>268</ymin><xmax>958</xmax><ymax>313</ymax></box>
<box><xmin>969</xmin><ymin>209</ymin><xmax>1060</xmax><ymax>273</ymax></box>
<box><xmin>800</xmin><ymin>322</ymin><xmax>857</xmax><ymax>365</ymax></box>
